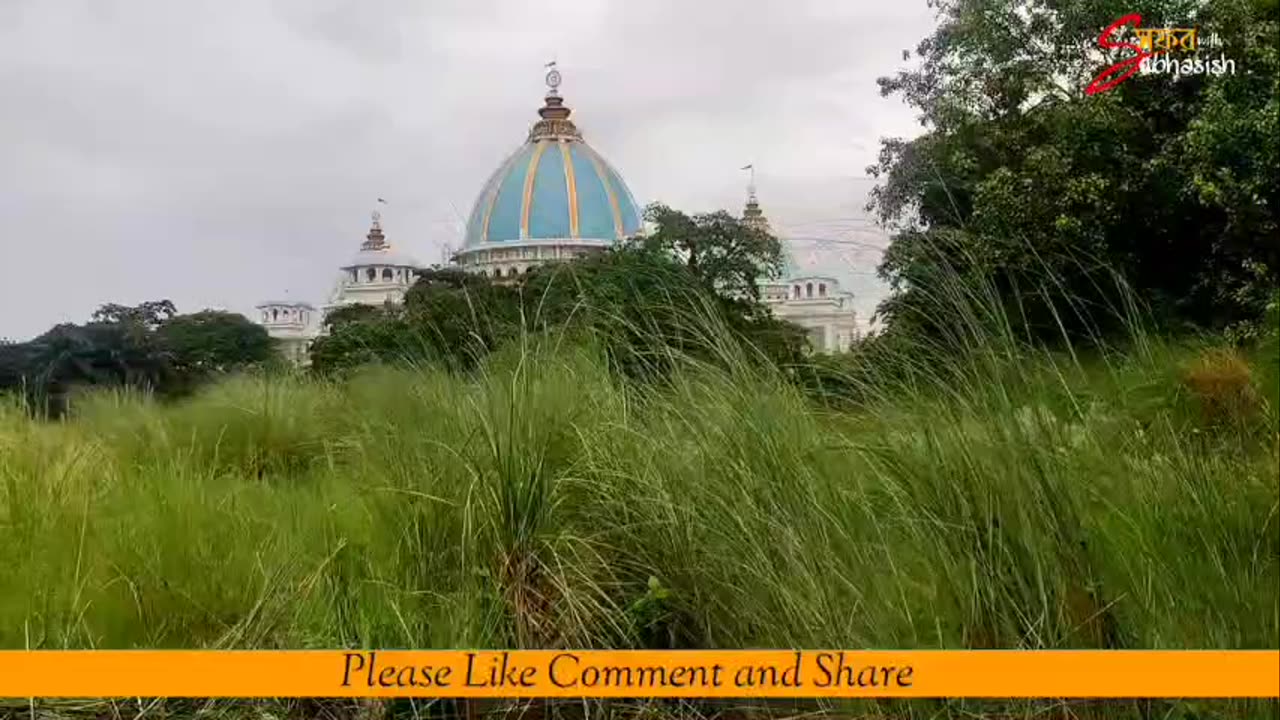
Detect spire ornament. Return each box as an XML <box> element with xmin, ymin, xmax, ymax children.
<box><xmin>545</xmin><ymin>60</ymin><xmax>562</xmax><ymax>95</ymax></box>
<box><xmin>741</xmin><ymin>164</ymin><xmax>757</xmax><ymax>202</ymax></box>
<box><xmin>740</xmin><ymin>164</ymin><xmax>770</xmax><ymax>234</ymax></box>
<box><xmin>529</xmin><ymin>61</ymin><xmax>582</xmax><ymax>142</ymax></box>
<box><xmin>362</xmin><ymin>205</ymin><xmax>389</xmax><ymax>251</ymax></box>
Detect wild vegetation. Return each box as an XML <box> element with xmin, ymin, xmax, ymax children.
<box><xmin>0</xmin><ymin>0</ymin><xmax>1276</xmax><ymax>717</ymax></box>
<box><xmin>1</xmin><ymin>267</ymin><xmax>1276</xmax><ymax>719</ymax></box>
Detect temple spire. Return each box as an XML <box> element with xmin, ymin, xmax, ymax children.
<box><xmin>361</xmin><ymin>207</ymin><xmax>389</xmax><ymax>251</ymax></box>
<box><xmin>741</xmin><ymin>164</ymin><xmax>769</xmax><ymax>233</ymax></box>
<box><xmin>529</xmin><ymin>61</ymin><xmax>582</xmax><ymax>141</ymax></box>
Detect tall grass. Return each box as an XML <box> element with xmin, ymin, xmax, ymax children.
<box><xmin>0</xmin><ymin>272</ymin><xmax>1276</xmax><ymax>719</ymax></box>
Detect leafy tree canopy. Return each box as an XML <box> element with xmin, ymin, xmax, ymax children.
<box><xmin>309</xmin><ymin>240</ymin><xmax>810</xmax><ymax>378</ymax></box>
<box><xmin>636</xmin><ymin>203</ymin><xmax>785</xmax><ymax>302</ymax></box>
<box><xmin>157</xmin><ymin>310</ymin><xmax>275</xmax><ymax>376</ymax></box>
<box><xmin>324</xmin><ymin>302</ymin><xmax>395</xmax><ymax>330</ymax></box>
<box><xmin>310</xmin><ymin>267</ymin><xmax>525</xmax><ymax>375</ymax></box>
<box><xmin>868</xmin><ymin>0</ymin><xmax>1278</xmax><ymax>342</ymax></box>
<box><xmin>2</xmin><ymin>301</ymin><xmax>272</xmax><ymax>415</ymax></box>
<box><xmin>91</xmin><ymin>299</ymin><xmax>177</xmax><ymax>329</ymax></box>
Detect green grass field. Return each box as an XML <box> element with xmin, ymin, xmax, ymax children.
<box><xmin>1</xmin><ymin>300</ymin><xmax>1277</xmax><ymax>718</ymax></box>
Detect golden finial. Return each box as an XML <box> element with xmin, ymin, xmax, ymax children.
<box><xmin>530</xmin><ymin>60</ymin><xmax>580</xmax><ymax>141</ymax></box>
<box><xmin>741</xmin><ymin>165</ymin><xmax>768</xmax><ymax>232</ymax></box>
<box><xmin>363</xmin><ymin>201</ymin><xmax>389</xmax><ymax>250</ymax></box>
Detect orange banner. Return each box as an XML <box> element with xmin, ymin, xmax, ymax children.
<box><xmin>0</xmin><ymin>650</ymin><xmax>1276</xmax><ymax>698</ymax></box>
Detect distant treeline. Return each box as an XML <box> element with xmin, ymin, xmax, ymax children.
<box><xmin>0</xmin><ymin>300</ymin><xmax>275</xmax><ymax>417</ymax></box>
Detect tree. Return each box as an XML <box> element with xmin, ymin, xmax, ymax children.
<box><xmin>868</xmin><ymin>0</ymin><xmax>1278</xmax><ymax>342</ymax></box>
<box><xmin>91</xmin><ymin>299</ymin><xmax>177</xmax><ymax>329</ymax></box>
<box><xmin>308</xmin><ymin>310</ymin><xmax>417</xmax><ymax>376</ymax></box>
<box><xmin>15</xmin><ymin>320</ymin><xmax>176</xmax><ymax>417</ymax></box>
<box><xmin>2</xmin><ymin>302</ymin><xmax>277</xmax><ymax>416</ymax></box>
<box><xmin>323</xmin><ymin>303</ymin><xmax>385</xmax><ymax>330</ymax></box>
<box><xmin>309</xmin><ymin>269</ymin><xmax>519</xmax><ymax>375</ymax></box>
<box><xmin>401</xmin><ymin>267</ymin><xmax>523</xmax><ymax>369</ymax></box>
<box><xmin>0</xmin><ymin>342</ymin><xmax>34</xmax><ymax>395</ymax></box>
<box><xmin>636</xmin><ymin>203</ymin><xmax>785</xmax><ymax>302</ymax></box>
<box><xmin>157</xmin><ymin>310</ymin><xmax>274</xmax><ymax>376</ymax></box>
<box><xmin>308</xmin><ymin>247</ymin><xmax>810</xmax><ymax>379</ymax></box>
<box><xmin>523</xmin><ymin>245</ymin><xmax>809</xmax><ymax>378</ymax></box>
<box><xmin>305</xmin><ymin>203</ymin><xmax>810</xmax><ymax>377</ymax></box>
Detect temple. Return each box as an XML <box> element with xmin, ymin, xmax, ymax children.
<box><xmin>255</xmin><ymin>65</ymin><xmax>864</xmax><ymax>363</ymax></box>
<box><xmin>325</xmin><ymin>210</ymin><xmax>424</xmax><ymax>310</ymax></box>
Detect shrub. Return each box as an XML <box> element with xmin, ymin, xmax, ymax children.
<box><xmin>1181</xmin><ymin>347</ymin><xmax>1260</xmax><ymax>429</ymax></box>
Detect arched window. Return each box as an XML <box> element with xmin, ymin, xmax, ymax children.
<box><xmin>792</xmin><ymin>285</ymin><xmax>800</xmax><ymax>299</ymax></box>
<box><xmin>272</xmin><ymin>308</ymin><xmax>278</xmax><ymax>321</ymax></box>
<box><xmin>806</xmin><ymin>283</ymin><xmax>813</xmax><ymax>298</ymax></box>
<box><xmin>365</xmin><ymin>267</ymin><xmax>376</xmax><ymax>282</ymax></box>
<box><xmin>818</xmin><ymin>283</ymin><xmax>827</xmax><ymax>297</ymax></box>
<box><xmin>493</xmin><ymin>268</ymin><xmax>501</xmax><ymax>278</ymax></box>
<box><xmin>382</xmin><ymin>267</ymin><xmax>393</xmax><ymax>281</ymax></box>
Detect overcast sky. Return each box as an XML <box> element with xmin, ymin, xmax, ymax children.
<box><xmin>0</xmin><ymin>0</ymin><xmax>935</xmax><ymax>341</ymax></box>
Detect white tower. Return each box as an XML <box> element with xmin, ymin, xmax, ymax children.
<box><xmin>253</xmin><ymin>207</ymin><xmax>426</xmax><ymax>367</ymax></box>
<box><xmin>256</xmin><ymin>300</ymin><xmax>317</xmax><ymax>366</ymax></box>
<box><xmin>743</xmin><ymin>169</ymin><xmax>862</xmax><ymax>353</ymax></box>
<box><xmin>325</xmin><ymin>210</ymin><xmax>425</xmax><ymax>312</ymax></box>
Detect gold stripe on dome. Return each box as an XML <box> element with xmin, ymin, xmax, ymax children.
<box><xmin>584</xmin><ymin>146</ymin><xmax>623</xmax><ymax>238</ymax></box>
<box><xmin>520</xmin><ymin>141</ymin><xmax>549</xmax><ymax>239</ymax></box>
<box><xmin>481</xmin><ymin>148</ymin><xmax>525</xmax><ymax>244</ymax></box>
<box><xmin>560</xmin><ymin>141</ymin><xmax>579</xmax><ymax>238</ymax></box>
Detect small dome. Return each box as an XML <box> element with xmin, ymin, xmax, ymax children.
<box><xmin>339</xmin><ymin>247</ymin><xmax>423</xmax><ymax>270</ymax></box>
<box><xmin>463</xmin><ymin>72</ymin><xmax>642</xmax><ymax>248</ymax></box>
<box><xmin>780</xmin><ymin>237</ymin><xmax>831</xmax><ymax>278</ymax></box>
<box><xmin>256</xmin><ymin>301</ymin><xmax>316</xmax><ymax>310</ymax></box>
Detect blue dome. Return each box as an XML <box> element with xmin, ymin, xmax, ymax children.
<box><xmin>464</xmin><ymin>140</ymin><xmax>642</xmax><ymax>247</ymax></box>
<box><xmin>463</xmin><ymin>85</ymin><xmax>642</xmax><ymax>248</ymax></box>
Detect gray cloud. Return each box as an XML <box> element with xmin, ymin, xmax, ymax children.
<box><xmin>0</xmin><ymin>0</ymin><xmax>933</xmax><ymax>340</ymax></box>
